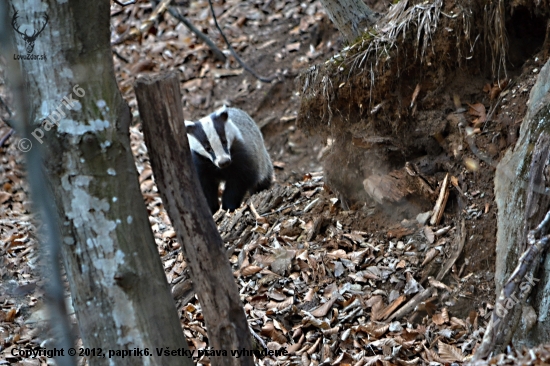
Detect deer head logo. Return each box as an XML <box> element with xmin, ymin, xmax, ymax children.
<box><xmin>11</xmin><ymin>6</ymin><xmax>49</xmax><ymax>54</ymax></box>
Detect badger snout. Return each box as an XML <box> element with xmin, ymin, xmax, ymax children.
<box><xmin>217</xmin><ymin>157</ymin><xmax>232</xmax><ymax>169</ymax></box>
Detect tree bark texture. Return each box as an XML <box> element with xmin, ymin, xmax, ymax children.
<box><xmin>134</xmin><ymin>73</ymin><xmax>254</xmax><ymax>366</ymax></box>
<box><xmin>8</xmin><ymin>1</ymin><xmax>191</xmax><ymax>365</ymax></box>
<box><xmin>319</xmin><ymin>0</ymin><xmax>376</xmax><ymax>43</ymax></box>
<box><xmin>492</xmin><ymin>57</ymin><xmax>550</xmax><ymax>353</ymax></box>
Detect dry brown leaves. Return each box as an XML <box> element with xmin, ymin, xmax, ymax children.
<box><xmin>160</xmin><ymin>173</ymin><xmax>491</xmax><ymax>365</ymax></box>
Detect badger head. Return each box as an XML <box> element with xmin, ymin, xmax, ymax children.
<box><xmin>185</xmin><ymin>106</ymin><xmax>241</xmax><ymax>169</ymax></box>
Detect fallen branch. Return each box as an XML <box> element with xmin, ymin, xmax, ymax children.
<box><xmin>436</xmin><ymin>219</ymin><xmax>466</xmax><ymax>281</ymax></box>
<box><xmin>430</xmin><ymin>173</ymin><xmax>449</xmax><ymax>226</ymax></box>
<box><xmin>473</xmin><ymin>209</ymin><xmax>550</xmax><ymax>360</ymax></box>
<box><xmin>387</xmin><ymin>221</ymin><xmax>465</xmax><ymax>322</ymax></box>
<box><xmin>388</xmin><ymin>287</ymin><xmax>435</xmax><ymax>321</ymax></box>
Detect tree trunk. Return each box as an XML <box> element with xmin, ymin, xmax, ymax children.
<box><xmin>319</xmin><ymin>0</ymin><xmax>377</xmax><ymax>42</ymax></box>
<box><xmin>134</xmin><ymin>74</ymin><xmax>254</xmax><ymax>366</ymax></box>
<box><xmin>491</xmin><ymin>57</ymin><xmax>550</xmax><ymax>354</ymax></box>
<box><xmin>7</xmin><ymin>2</ymin><xmax>192</xmax><ymax>365</ymax></box>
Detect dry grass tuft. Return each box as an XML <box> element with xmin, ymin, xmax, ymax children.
<box><xmin>299</xmin><ymin>0</ymin><xmax>461</xmax><ymax>133</ymax></box>
<box><xmin>484</xmin><ymin>0</ymin><xmax>507</xmax><ymax>80</ymax></box>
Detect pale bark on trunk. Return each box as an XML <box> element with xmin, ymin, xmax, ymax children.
<box><xmin>319</xmin><ymin>0</ymin><xmax>377</xmax><ymax>42</ymax></box>
<box><xmin>7</xmin><ymin>1</ymin><xmax>192</xmax><ymax>365</ymax></box>
<box><xmin>490</xmin><ymin>57</ymin><xmax>550</xmax><ymax>354</ymax></box>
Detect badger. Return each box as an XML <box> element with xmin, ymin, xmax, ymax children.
<box><xmin>185</xmin><ymin>106</ymin><xmax>273</xmax><ymax>214</ymax></box>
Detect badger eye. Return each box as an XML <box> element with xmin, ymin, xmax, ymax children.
<box><xmin>205</xmin><ymin>145</ymin><xmax>213</xmax><ymax>153</ymax></box>
<box><xmin>220</xmin><ymin>137</ymin><xmax>227</xmax><ymax>145</ymax></box>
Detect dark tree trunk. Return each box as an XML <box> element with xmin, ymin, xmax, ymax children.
<box><xmin>135</xmin><ymin>73</ymin><xmax>254</xmax><ymax>366</ymax></box>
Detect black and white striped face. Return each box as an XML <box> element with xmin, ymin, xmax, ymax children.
<box><xmin>185</xmin><ymin>107</ymin><xmax>241</xmax><ymax>169</ymax></box>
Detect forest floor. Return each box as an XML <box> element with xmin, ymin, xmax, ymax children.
<box><xmin>2</xmin><ymin>0</ymin><xmax>550</xmax><ymax>365</ymax></box>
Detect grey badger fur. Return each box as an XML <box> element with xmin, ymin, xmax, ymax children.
<box><xmin>185</xmin><ymin>106</ymin><xmax>273</xmax><ymax>214</ymax></box>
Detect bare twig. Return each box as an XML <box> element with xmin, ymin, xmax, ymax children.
<box><xmin>113</xmin><ymin>0</ymin><xmax>136</xmax><ymax>6</ymax></box>
<box><xmin>483</xmin><ymin>79</ymin><xmax>516</xmax><ymax>130</ymax></box>
<box><xmin>206</xmin><ymin>0</ymin><xmax>277</xmax><ymax>82</ymax></box>
<box><xmin>0</xmin><ymin>128</ymin><xmax>14</xmax><ymax>146</ymax></box>
<box><xmin>249</xmin><ymin>325</ymin><xmax>268</xmax><ymax>350</ymax></box>
<box><xmin>112</xmin><ymin>49</ymin><xmax>130</xmax><ymax>63</ymax></box>
<box><xmin>249</xmin><ymin>202</ymin><xmax>261</xmax><ymax>220</ymax></box>
<box><xmin>261</xmin><ymin>199</ymin><xmax>306</xmax><ymax>216</ymax></box>
<box><xmin>166</xmin><ymin>6</ymin><xmax>226</xmax><ymax>62</ymax></box>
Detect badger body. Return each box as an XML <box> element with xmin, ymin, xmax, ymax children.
<box><xmin>185</xmin><ymin>106</ymin><xmax>273</xmax><ymax>214</ymax></box>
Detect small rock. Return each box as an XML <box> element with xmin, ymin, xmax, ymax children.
<box><xmin>389</xmin><ymin>321</ymin><xmax>403</xmax><ymax>332</ymax></box>
<box><xmin>397</xmin><ymin>241</ymin><xmax>405</xmax><ymax>250</ymax></box>
<box><xmin>416</xmin><ymin>211</ymin><xmax>432</xmax><ymax>225</ymax></box>
<box><xmin>401</xmin><ymin>218</ymin><xmax>416</xmax><ymax>228</ymax></box>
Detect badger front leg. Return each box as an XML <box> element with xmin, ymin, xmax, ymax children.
<box><xmin>198</xmin><ymin>179</ymin><xmax>220</xmax><ymax>214</ymax></box>
<box><xmin>222</xmin><ymin>178</ymin><xmax>248</xmax><ymax>212</ymax></box>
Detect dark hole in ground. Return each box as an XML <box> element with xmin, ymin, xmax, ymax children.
<box><xmin>507</xmin><ymin>6</ymin><xmax>547</xmax><ymax>67</ymax></box>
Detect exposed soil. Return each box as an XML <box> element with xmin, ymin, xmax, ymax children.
<box><xmin>1</xmin><ymin>0</ymin><xmax>550</xmax><ymax>364</ymax></box>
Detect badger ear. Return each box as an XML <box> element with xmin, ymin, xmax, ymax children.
<box><xmin>218</xmin><ymin>110</ymin><xmax>228</xmax><ymax>123</ymax></box>
<box><xmin>213</xmin><ymin>108</ymin><xmax>229</xmax><ymax>123</ymax></box>
<box><xmin>185</xmin><ymin>121</ymin><xmax>196</xmax><ymax>133</ymax></box>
